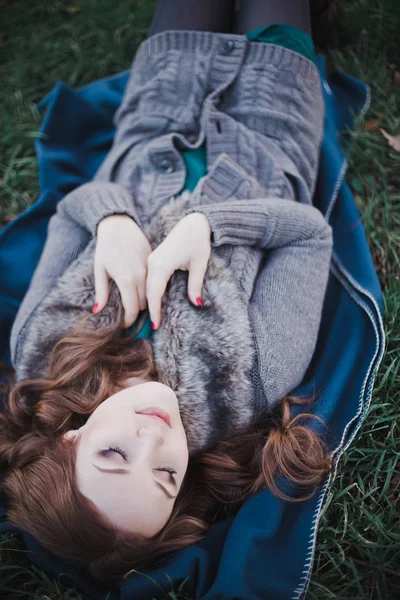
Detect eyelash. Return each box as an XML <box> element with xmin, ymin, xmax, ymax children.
<box><xmin>104</xmin><ymin>446</ymin><xmax>128</xmax><ymax>461</ymax></box>
<box><xmin>157</xmin><ymin>466</ymin><xmax>177</xmax><ymax>476</ymax></box>
<box><xmin>104</xmin><ymin>448</ymin><xmax>177</xmax><ymax>481</ymax></box>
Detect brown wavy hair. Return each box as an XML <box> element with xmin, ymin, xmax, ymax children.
<box><xmin>0</xmin><ymin>298</ymin><xmax>332</xmax><ymax>585</ymax></box>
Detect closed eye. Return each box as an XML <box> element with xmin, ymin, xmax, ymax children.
<box><xmin>154</xmin><ymin>467</ymin><xmax>177</xmax><ymax>486</ymax></box>
<box><xmin>91</xmin><ymin>456</ymin><xmax>177</xmax><ymax>498</ymax></box>
<box><xmin>100</xmin><ymin>451</ymin><xmax>176</xmax><ymax>486</ymax></box>
<box><xmin>100</xmin><ymin>446</ymin><xmax>128</xmax><ymax>461</ymax></box>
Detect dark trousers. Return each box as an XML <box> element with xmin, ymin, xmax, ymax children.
<box><xmin>147</xmin><ymin>0</ymin><xmax>314</xmax><ymax>38</ymax></box>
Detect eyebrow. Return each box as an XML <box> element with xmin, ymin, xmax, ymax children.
<box><xmin>91</xmin><ymin>463</ymin><xmax>176</xmax><ymax>499</ymax></box>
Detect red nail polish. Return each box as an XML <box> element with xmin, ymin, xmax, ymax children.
<box><xmin>151</xmin><ymin>321</ymin><xmax>156</xmax><ymax>330</ymax></box>
<box><xmin>196</xmin><ymin>297</ymin><xmax>203</xmax><ymax>306</ymax></box>
<box><xmin>92</xmin><ymin>303</ymin><xmax>99</xmax><ymax>313</ymax></box>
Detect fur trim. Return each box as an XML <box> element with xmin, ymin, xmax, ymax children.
<box><xmin>143</xmin><ymin>191</ymin><xmax>255</xmax><ymax>454</ymax></box>
<box><xmin>16</xmin><ymin>241</ymin><xmax>119</xmax><ymax>383</ymax></box>
<box><xmin>17</xmin><ymin>190</ymin><xmax>256</xmax><ymax>454</ymax></box>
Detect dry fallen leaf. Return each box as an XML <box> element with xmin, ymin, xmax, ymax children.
<box><xmin>364</xmin><ymin>119</ymin><xmax>381</xmax><ymax>132</ymax></box>
<box><xmin>380</xmin><ymin>128</ymin><xmax>400</xmax><ymax>153</ymax></box>
<box><xmin>2</xmin><ymin>214</ymin><xmax>18</xmax><ymax>224</ymax></box>
<box><xmin>63</xmin><ymin>2</ymin><xmax>81</xmax><ymax>14</ymax></box>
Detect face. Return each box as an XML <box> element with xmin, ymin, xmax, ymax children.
<box><xmin>63</xmin><ymin>380</ymin><xmax>189</xmax><ymax>538</ymax></box>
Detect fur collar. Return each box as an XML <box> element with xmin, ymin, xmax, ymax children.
<box><xmin>18</xmin><ymin>190</ymin><xmax>256</xmax><ymax>454</ymax></box>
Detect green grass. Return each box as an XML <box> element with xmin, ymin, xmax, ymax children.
<box><xmin>1</xmin><ymin>0</ymin><xmax>399</xmax><ymax>598</ymax></box>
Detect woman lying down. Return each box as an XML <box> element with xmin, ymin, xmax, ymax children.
<box><xmin>0</xmin><ymin>0</ymin><xmax>334</xmax><ymax>586</ymax></box>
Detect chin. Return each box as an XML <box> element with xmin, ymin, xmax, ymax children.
<box><xmin>124</xmin><ymin>376</ymin><xmax>151</xmax><ymax>388</ymax></box>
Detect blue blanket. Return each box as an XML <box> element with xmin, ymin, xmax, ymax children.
<box><xmin>0</xmin><ymin>56</ymin><xmax>385</xmax><ymax>600</ymax></box>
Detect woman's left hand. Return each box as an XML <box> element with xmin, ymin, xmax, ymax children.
<box><xmin>146</xmin><ymin>212</ymin><xmax>211</xmax><ymax>329</ymax></box>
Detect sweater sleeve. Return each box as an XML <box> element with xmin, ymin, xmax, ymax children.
<box><xmin>10</xmin><ymin>180</ymin><xmax>139</xmax><ymax>371</ymax></box>
<box><xmin>52</xmin><ymin>180</ymin><xmax>141</xmax><ymax>237</ymax></box>
<box><xmin>250</xmin><ymin>215</ymin><xmax>332</xmax><ymax>410</ymax></box>
<box><xmin>184</xmin><ymin>197</ymin><xmax>332</xmax><ymax>250</ymax></box>
<box><xmin>186</xmin><ymin>197</ymin><xmax>333</xmax><ymax>409</ymax></box>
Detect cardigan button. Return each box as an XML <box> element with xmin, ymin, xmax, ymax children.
<box><xmin>157</xmin><ymin>158</ymin><xmax>174</xmax><ymax>174</ymax></box>
<box><xmin>221</xmin><ymin>39</ymin><xmax>235</xmax><ymax>54</ymax></box>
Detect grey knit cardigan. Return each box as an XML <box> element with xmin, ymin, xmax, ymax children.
<box><xmin>10</xmin><ymin>30</ymin><xmax>333</xmax><ymax>455</ymax></box>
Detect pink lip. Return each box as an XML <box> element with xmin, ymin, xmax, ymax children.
<box><xmin>135</xmin><ymin>406</ymin><xmax>171</xmax><ymax>428</ymax></box>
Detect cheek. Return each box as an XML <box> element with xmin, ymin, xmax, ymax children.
<box><xmin>176</xmin><ymin>435</ymin><xmax>189</xmax><ymax>470</ymax></box>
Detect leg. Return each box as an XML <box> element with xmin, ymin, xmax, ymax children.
<box><xmin>147</xmin><ymin>0</ymin><xmax>236</xmax><ymax>38</ymax></box>
<box><xmin>235</xmin><ymin>0</ymin><xmax>312</xmax><ymax>35</ymax></box>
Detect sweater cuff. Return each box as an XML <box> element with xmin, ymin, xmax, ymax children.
<box><xmin>60</xmin><ymin>181</ymin><xmax>141</xmax><ymax>237</ymax></box>
<box><xmin>184</xmin><ymin>203</ymin><xmax>268</xmax><ymax>247</ymax></box>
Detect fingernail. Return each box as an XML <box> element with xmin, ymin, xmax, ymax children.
<box><xmin>196</xmin><ymin>297</ymin><xmax>203</xmax><ymax>306</ymax></box>
<box><xmin>92</xmin><ymin>303</ymin><xmax>99</xmax><ymax>313</ymax></box>
<box><xmin>151</xmin><ymin>321</ymin><xmax>156</xmax><ymax>330</ymax></box>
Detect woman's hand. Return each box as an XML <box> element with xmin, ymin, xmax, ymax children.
<box><xmin>146</xmin><ymin>212</ymin><xmax>211</xmax><ymax>329</ymax></box>
<box><xmin>93</xmin><ymin>214</ymin><xmax>152</xmax><ymax>328</ymax></box>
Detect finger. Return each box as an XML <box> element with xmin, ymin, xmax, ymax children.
<box><xmin>137</xmin><ymin>281</ymin><xmax>147</xmax><ymax>312</ymax></box>
<box><xmin>118</xmin><ymin>281</ymin><xmax>139</xmax><ymax>328</ymax></box>
<box><xmin>187</xmin><ymin>259</ymin><xmax>208</xmax><ymax>306</ymax></box>
<box><xmin>146</xmin><ymin>273</ymin><xmax>169</xmax><ymax>330</ymax></box>
<box><xmin>93</xmin><ymin>262</ymin><xmax>110</xmax><ymax>312</ymax></box>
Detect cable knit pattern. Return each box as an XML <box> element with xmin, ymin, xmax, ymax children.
<box><xmin>10</xmin><ymin>30</ymin><xmax>333</xmax><ymax>448</ymax></box>
<box><xmin>94</xmin><ymin>30</ymin><xmax>324</xmax><ymax>224</ymax></box>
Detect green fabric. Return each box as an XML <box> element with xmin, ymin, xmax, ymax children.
<box><xmin>128</xmin><ymin>25</ymin><xmax>315</xmax><ymax>340</ymax></box>
<box><xmin>181</xmin><ymin>141</ymin><xmax>208</xmax><ymax>192</ymax></box>
<box><xmin>133</xmin><ymin>314</ymin><xmax>153</xmax><ymax>339</ymax></box>
<box><xmin>246</xmin><ymin>24</ymin><xmax>316</xmax><ymax>64</ymax></box>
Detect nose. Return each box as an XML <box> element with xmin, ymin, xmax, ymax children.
<box><xmin>136</xmin><ymin>425</ymin><xmax>164</xmax><ymax>448</ymax></box>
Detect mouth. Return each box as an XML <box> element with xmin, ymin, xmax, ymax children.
<box><xmin>135</xmin><ymin>406</ymin><xmax>171</xmax><ymax>428</ymax></box>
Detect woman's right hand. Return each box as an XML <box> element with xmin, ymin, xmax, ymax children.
<box><xmin>93</xmin><ymin>214</ymin><xmax>152</xmax><ymax>328</ymax></box>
